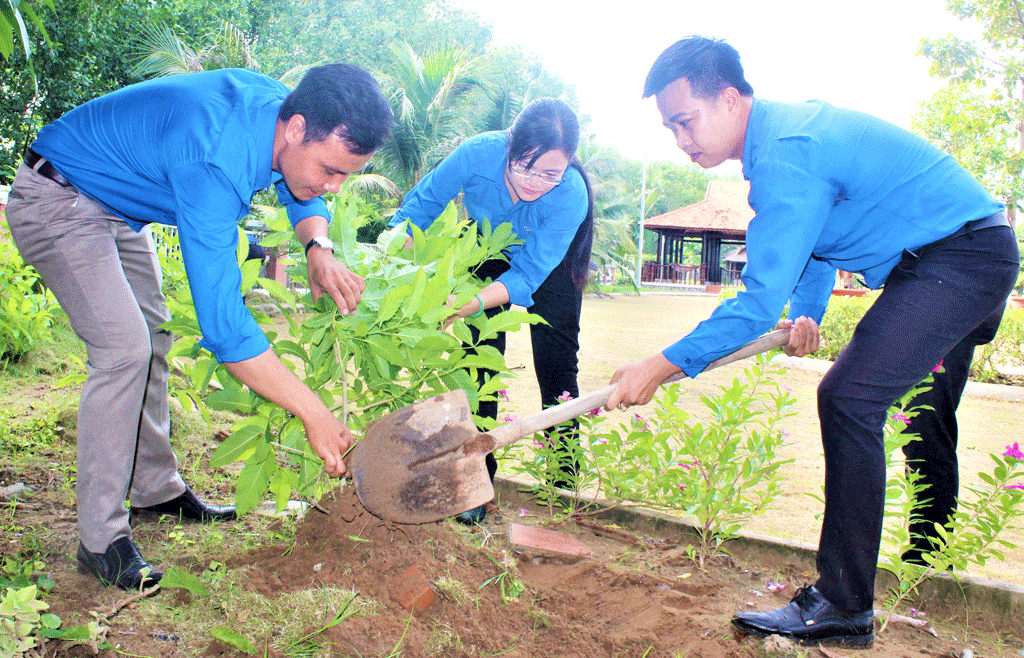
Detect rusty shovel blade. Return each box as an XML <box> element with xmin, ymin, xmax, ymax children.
<box><xmin>348</xmin><ymin>389</ymin><xmax>495</xmax><ymax>524</ymax></box>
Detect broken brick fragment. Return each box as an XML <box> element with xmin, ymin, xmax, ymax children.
<box><xmin>390</xmin><ymin>565</ymin><xmax>437</xmax><ymax>615</ymax></box>
<box><xmin>507</xmin><ymin>522</ymin><xmax>594</xmax><ymax>561</ymax></box>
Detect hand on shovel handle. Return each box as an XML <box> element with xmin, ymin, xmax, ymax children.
<box><xmin>487</xmin><ymin>327</ymin><xmax>792</xmax><ymax>452</ymax></box>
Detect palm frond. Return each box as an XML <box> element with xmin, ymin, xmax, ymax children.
<box><xmin>130</xmin><ymin>22</ymin><xmax>199</xmax><ymax>79</ymax></box>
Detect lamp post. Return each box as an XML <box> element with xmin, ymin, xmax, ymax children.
<box><xmin>635</xmin><ymin>148</ymin><xmax>648</xmax><ymax>287</ymax></box>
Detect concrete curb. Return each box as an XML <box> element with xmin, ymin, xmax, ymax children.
<box><xmin>492</xmin><ymin>475</ymin><xmax>1024</xmax><ymax>623</ymax></box>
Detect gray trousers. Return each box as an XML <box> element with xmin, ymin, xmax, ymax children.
<box><xmin>6</xmin><ymin>163</ymin><xmax>185</xmax><ymax>552</ymax></box>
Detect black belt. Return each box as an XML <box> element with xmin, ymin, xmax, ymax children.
<box><xmin>24</xmin><ymin>149</ymin><xmax>72</xmax><ymax>187</ymax></box>
<box><xmin>947</xmin><ymin>211</ymin><xmax>1010</xmax><ymax>239</ymax></box>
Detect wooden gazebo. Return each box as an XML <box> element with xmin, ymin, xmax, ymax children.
<box><xmin>642</xmin><ymin>180</ymin><xmax>752</xmax><ymax>286</ymax></box>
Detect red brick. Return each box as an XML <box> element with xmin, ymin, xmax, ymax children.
<box><xmin>390</xmin><ymin>566</ymin><xmax>437</xmax><ymax>615</ymax></box>
<box><xmin>507</xmin><ymin>523</ymin><xmax>594</xmax><ymax>561</ymax></box>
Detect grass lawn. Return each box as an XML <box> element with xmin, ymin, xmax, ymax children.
<box><xmin>498</xmin><ymin>291</ymin><xmax>1024</xmax><ymax>587</ymax></box>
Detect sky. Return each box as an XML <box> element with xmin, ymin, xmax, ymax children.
<box><xmin>446</xmin><ymin>0</ymin><xmax>978</xmax><ymax>170</ymax></box>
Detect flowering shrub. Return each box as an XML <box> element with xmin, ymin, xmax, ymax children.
<box><xmin>877</xmin><ymin>375</ymin><xmax>1024</xmax><ymax>621</ymax></box>
<box><xmin>503</xmin><ymin>354</ymin><xmax>796</xmax><ymax>567</ymax></box>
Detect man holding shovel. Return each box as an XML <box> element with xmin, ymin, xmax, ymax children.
<box><xmin>5</xmin><ymin>64</ymin><xmax>392</xmax><ymax>590</ymax></box>
<box><xmin>607</xmin><ymin>36</ymin><xmax>1018</xmax><ymax>647</ymax></box>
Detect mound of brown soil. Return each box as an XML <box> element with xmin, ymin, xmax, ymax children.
<box><xmin>230</xmin><ymin>486</ymin><xmax>986</xmax><ymax>658</ymax></box>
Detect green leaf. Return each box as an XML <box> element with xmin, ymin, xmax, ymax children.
<box><xmin>235</xmin><ymin>439</ymin><xmax>276</xmax><ymax>514</ymax></box>
<box><xmin>210</xmin><ymin>423</ymin><xmax>263</xmax><ymax>468</ymax></box>
<box><xmin>235</xmin><ymin>227</ymin><xmax>248</xmax><ymax>265</ymax></box>
<box><xmin>403</xmin><ymin>269</ymin><xmax>428</xmax><ymax>319</ymax></box>
<box><xmin>161</xmin><ymin>567</ymin><xmax>211</xmax><ymax>598</ymax></box>
<box><xmin>206</xmin><ymin>389</ymin><xmax>257</xmax><ymax>414</ymax></box>
<box><xmin>377</xmin><ymin>285</ymin><xmax>409</xmax><ymax>323</ymax></box>
<box><xmin>210</xmin><ymin>626</ymin><xmax>258</xmax><ymax>655</ymax></box>
<box><xmin>269</xmin><ymin>468</ymin><xmax>298</xmax><ymax>511</ymax></box>
<box><xmin>239</xmin><ymin>258</ymin><xmax>261</xmax><ymax>294</ymax></box>
<box><xmin>42</xmin><ymin>624</ymin><xmax>92</xmax><ymax>640</ymax></box>
<box><xmin>256</xmin><ymin>277</ymin><xmax>297</xmax><ymax>307</ymax></box>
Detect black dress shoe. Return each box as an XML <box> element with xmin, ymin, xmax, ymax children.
<box><xmin>454</xmin><ymin>503</ymin><xmax>487</xmax><ymax>525</ymax></box>
<box><xmin>77</xmin><ymin>537</ymin><xmax>163</xmax><ymax>590</ymax></box>
<box><xmin>132</xmin><ymin>485</ymin><xmax>236</xmax><ymax>522</ymax></box>
<box><xmin>732</xmin><ymin>585</ymin><xmax>874</xmax><ymax>648</ymax></box>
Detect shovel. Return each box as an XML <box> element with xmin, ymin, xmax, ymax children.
<box><xmin>348</xmin><ymin>328</ymin><xmax>791</xmax><ymax>524</ymax></box>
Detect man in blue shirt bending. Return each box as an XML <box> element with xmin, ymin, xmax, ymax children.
<box><xmin>5</xmin><ymin>64</ymin><xmax>392</xmax><ymax>590</ymax></box>
<box><xmin>606</xmin><ymin>36</ymin><xmax>1018</xmax><ymax>648</ymax></box>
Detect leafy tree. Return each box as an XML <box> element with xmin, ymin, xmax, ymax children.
<box><xmin>130</xmin><ymin>20</ymin><xmax>258</xmax><ymax>78</ymax></box>
<box><xmin>576</xmin><ymin>136</ymin><xmax>637</xmax><ymax>287</ymax></box>
<box><xmin>468</xmin><ymin>45</ymin><xmax>576</xmax><ymax>133</ymax></box>
<box><xmin>374</xmin><ymin>42</ymin><xmax>484</xmax><ymax>190</ymax></box>
<box><xmin>0</xmin><ymin>0</ymin><xmax>52</xmax><ymax>73</ymax></box>
<box><xmin>916</xmin><ymin>0</ymin><xmax>1024</xmax><ymax>224</ymax></box>
<box><xmin>239</xmin><ymin>0</ymin><xmax>492</xmax><ymax>79</ymax></box>
<box><xmin>0</xmin><ymin>0</ymin><xmax>181</xmax><ymax>181</ymax></box>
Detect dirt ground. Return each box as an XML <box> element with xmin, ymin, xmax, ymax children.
<box><xmin>15</xmin><ymin>480</ymin><xmax>1024</xmax><ymax>658</ymax></box>
<box><xmin>5</xmin><ymin>292</ymin><xmax>1024</xmax><ymax>657</ymax></box>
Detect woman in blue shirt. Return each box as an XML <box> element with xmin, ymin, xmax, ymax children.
<box><xmin>391</xmin><ymin>98</ymin><xmax>594</xmax><ymax>522</ymax></box>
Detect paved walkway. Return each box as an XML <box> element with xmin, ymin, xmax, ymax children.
<box><xmin>774</xmin><ymin>355</ymin><xmax>1024</xmax><ymax>402</ymax></box>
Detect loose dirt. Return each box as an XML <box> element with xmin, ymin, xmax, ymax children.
<box><xmin>230</xmin><ymin>487</ymin><xmax>1022</xmax><ymax>657</ymax></box>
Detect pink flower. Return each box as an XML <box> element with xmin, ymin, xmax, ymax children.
<box><xmin>677</xmin><ymin>484</ymin><xmax>686</xmax><ymax>491</ymax></box>
<box><xmin>678</xmin><ymin>461</ymin><xmax>697</xmax><ymax>471</ymax></box>
<box><xmin>595</xmin><ymin>438</ymin><xmax>608</xmax><ymax>445</ymax></box>
<box><xmin>633</xmin><ymin>413</ymin><xmax>650</xmax><ymax>430</ymax></box>
<box><xmin>765</xmin><ymin>581</ymin><xmax>787</xmax><ymax>592</ymax></box>
<box><xmin>589</xmin><ymin>408</ymin><xmax>601</xmax><ymax>416</ymax></box>
<box><xmin>500</xmin><ymin>414</ymin><xmax>518</xmax><ymax>423</ymax></box>
<box><xmin>1003</xmin><ymin>443</ymin><xmax>1024</xmax><ymax>460</ymax></box>
<box><xmin>890</xmin><ymin>411</ymin><xmax>910</xmax><ymax>425</ymax></box>
<box><xmin>518</xmin><ymin>508</ymin><xmax>529</xmax><ymax>518</ymax></box>
<box><xmin>498</xmin><ymin>389</ymin><xmax>510</xmax><ymax>401</ymax></box>
<box><xmin>931</xmin><ymin>360</ymin><xmax>944</xmax><ymax>373</ymax></box>
<box><xmin>1004</xmin><ymin>483</ymin><xmax>1024</xmax><ymax>491</ymax></box>
<box><xmin>557</xmin><ymin>390</ymin><xmax>573</xmax><ymax>402</ymax></box>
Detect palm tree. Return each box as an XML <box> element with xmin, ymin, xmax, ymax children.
<box><xmin>374</xmin><ymin>42</ymin><xmax>483</xmax><ymax>191</ymax></box>
<box><xmin>129</xmin><ymin>20</ymin><xmax>312</xmax><ymax>84</ymax></box>
<box><xmin>577</xmin><ymin>136</ymin><xmax>638</xmax><ymax>290</ymax></box>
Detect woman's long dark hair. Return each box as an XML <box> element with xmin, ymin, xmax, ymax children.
<box><xmin>508</xmin><ymin>99</ymin><xmax>595</xmax><ymax>292</ymax></box>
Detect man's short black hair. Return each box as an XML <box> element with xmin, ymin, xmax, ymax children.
<box><xmin>643</xmin><ymin>36</ymin><xmax>754</xmax><ymax>99</ymax></box>
<box><xmin>279</xmin><ymin>63</ymin><xmax>393</xmax><ymax>155</ymax></box>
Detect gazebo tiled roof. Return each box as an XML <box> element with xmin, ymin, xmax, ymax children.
<box><xmin>644</xmin><ymin>180</ymin><xmax>753</xmax><ymax>236</ymax></box>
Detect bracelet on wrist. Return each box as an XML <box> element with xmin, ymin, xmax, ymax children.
<box><xmin>468</xmin><ymin>294</ymin><xmax>485</xmax><ymax>318</ymax></box>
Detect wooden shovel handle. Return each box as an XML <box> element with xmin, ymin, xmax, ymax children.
<box><xmin>488</xmin><ymin>327</ymin><xmax>792</xmax><ymax>451</ymax></box>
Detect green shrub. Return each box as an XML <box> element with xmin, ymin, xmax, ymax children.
<box><xmin>970</xmin><ymin>308</ymin><xmax>1024</xmax><ymax>382</ymax></box>
<box><xmin>817</xmin><ymin>292</ymin><xmax>879</xmax><ymax>361</ymax></box>
<box><xmin>0</xmin><ymin>231</ymin><xmax>57</xmax><ymax>364</ymax></box>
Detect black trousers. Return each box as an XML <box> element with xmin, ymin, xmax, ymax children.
<box><xmin>901</xmin><ymin>307</ymin><xmax>1003</xmax><ymax>562</ymax></box>
<box><xmin>470</xmin><ymin>242</ymin><xmax>585</xmax><ymax>484</ymax></box>
<box><xmin>814</xmin><ymin>223</ymin><xmax>1018</xmax><ymax>612</ymax></box>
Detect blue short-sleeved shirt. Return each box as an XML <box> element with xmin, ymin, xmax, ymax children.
<box><xmin>389</xmin><ymin>132</ymin><xmax>588</xmax><ymax>307</ymax></box>
<box><xmin>30</xmin><ymin>69</ymin><xmax>330</xmax><ymax>363</ymax></box>
<box><xmin>663</xmin><ymin>98</ymin><xmax>1002</xmax><ymax>376</ymax></box>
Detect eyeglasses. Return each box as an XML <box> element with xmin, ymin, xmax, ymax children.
<box><xmin>508</xmin><ymin>161</ymin><xmax>563</xmax><ymax>186</ymax></box>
